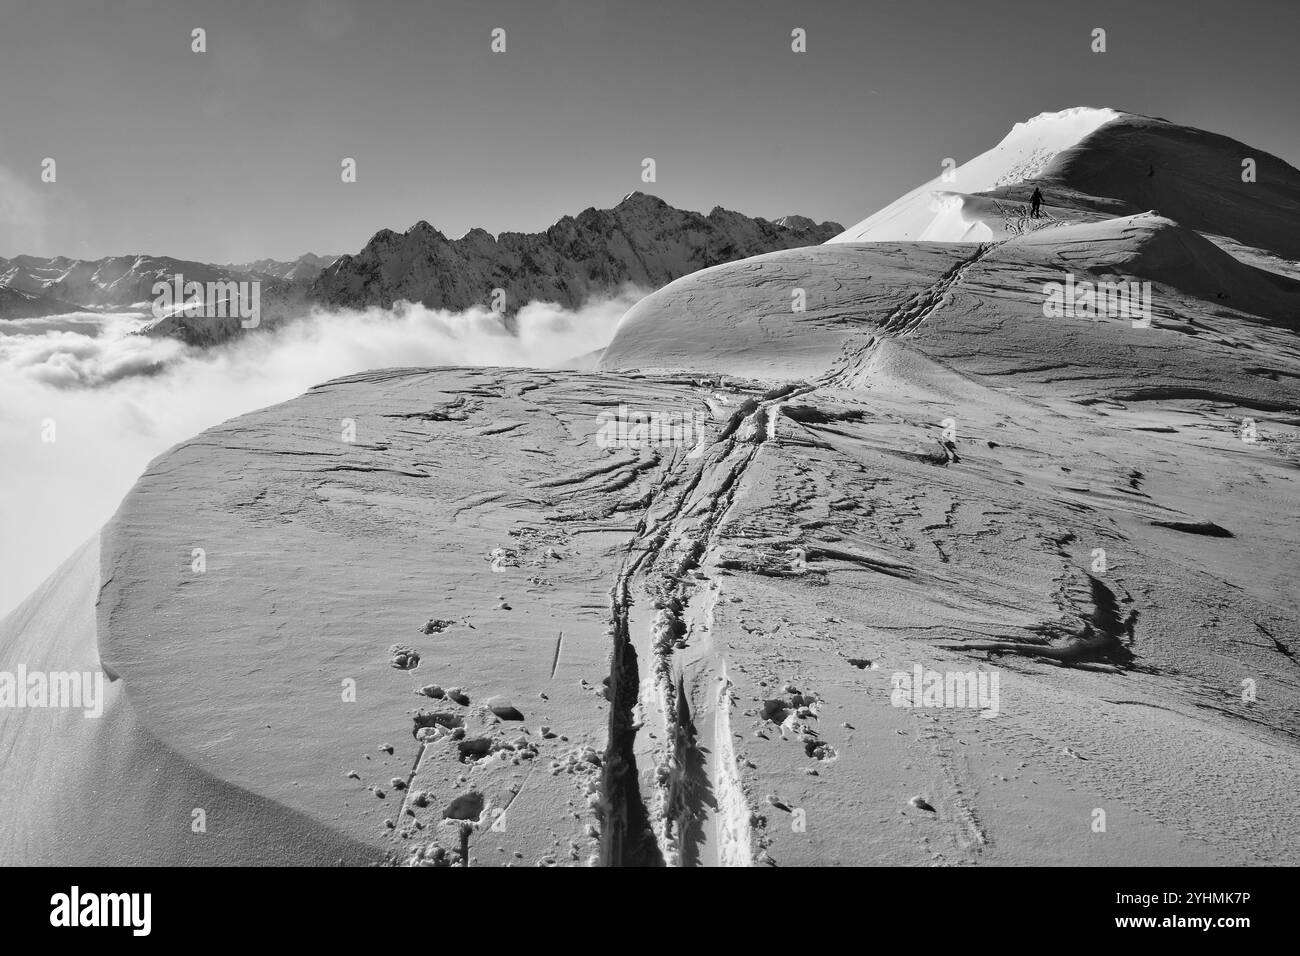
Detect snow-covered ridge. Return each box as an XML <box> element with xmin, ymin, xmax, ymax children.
<box><xmin>829</xmin><ymin>107</ymin><xmax>1123</xmax><ymax>243</ymax></box>
<box><xmin>831</xmin><ymin>106</ymin><xmax>1300</xmax><ymax>260</ymax></box>
<box><xmin>1009</xmin><ymin>106</ymin><xmax>1122</xmax><ymax>134</ymax></box>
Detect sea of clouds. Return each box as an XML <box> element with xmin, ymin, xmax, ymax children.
<box><xmin>0</xmin><ymin>292</ymin><xmax>641</xmax><ymax>616</ymax></box>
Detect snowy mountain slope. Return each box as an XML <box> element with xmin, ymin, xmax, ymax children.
<box><xmin>0</xmin><ymin>284</ymin><xmax>87</xmax><ymax>319</ymax></box>
<box><xmin>20</xmin><ymin>270</ymin><xmax>1295</xmax><ymax>865</ymax></box>
<box><xmin>1044</xmin><ymin>113</ymin><xmax>1300</xmax><ymax>260</ymax></box>
<box><xmin>0</xmin><ymin>255</ymin><xmax>82</xmax><ymax>296</ymax></box>
<box><xmin>43</xmin><ymin>370</ymin><xmax>737</xmax><ymax>865</ymax></box>
<box><xmin>598</xmin><ymin>242</ymin><xmax>974</xmax><ymax>379</ymax></box>
<box><xmin>830</xmin><ymin>108</ymin><xmax>1121</xmax><ymax>243</ymax></box>
<box><xmin>5</xmin><ymin>109</ymin><xmax>1300</xmax><ymax>867</ymax></box>
<box><xmin>831</xmin><ymin>108</ymin><xmax>1300</xmax><ymax>261</ymax></box>
<box><xmin>602</xmin><ymin>214</ymin><xmax>1300</xmax><ymax>382</ymax></box>
<box><xmin>0</xmin><ymin>540</ymin><xmax>380</xmax><ymax>866</ymax></box>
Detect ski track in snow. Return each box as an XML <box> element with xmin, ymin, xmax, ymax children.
<box><xmin>599</xmin><ymin>233</ymin><xmax>1032</xmax><ymax>864</ymax></box>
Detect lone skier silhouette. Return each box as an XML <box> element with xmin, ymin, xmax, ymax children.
<box><xmin>1029</xmin><ymin>186</ymin><xmax>1044</xmax><ymax>218</ymax></box>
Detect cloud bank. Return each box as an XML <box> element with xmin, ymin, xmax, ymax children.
<box><xmin>0</xmin><ymin>289</ymin><xmax>642</xmax><ymax>615</ymax></box>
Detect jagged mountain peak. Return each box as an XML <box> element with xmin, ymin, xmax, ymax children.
<box><xmin>309</xmin><ymin>194</ymin><xmax>844</xmax><ymax>317</ymax></box>
<box><xmin>618</xmin><ymin>190</ymin><xmax>663</xmax><ymax>207</ymax></box>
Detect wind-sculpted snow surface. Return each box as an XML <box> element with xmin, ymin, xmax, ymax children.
<box><xmin>4</xmin><ymin>109</ymin><xmax>1300</xmax><ymax>865</ymax></box>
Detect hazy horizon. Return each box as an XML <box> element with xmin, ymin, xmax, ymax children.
<box><xmin>2</xmin><ymin>0</ymin><xmax>1298</xmax><ymax>263</ymax></box>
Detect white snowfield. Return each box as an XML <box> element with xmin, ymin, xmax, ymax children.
<box><xmin>4</xmin><ymin>108</ymin><xmax>1300</xmax><ymax>866</ymax></box>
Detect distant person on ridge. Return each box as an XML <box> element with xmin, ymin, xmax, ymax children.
<box><xmin>1030</xmin><ymin>186</ymin><xmax>1044</xmax><ymax>218</ymax></box>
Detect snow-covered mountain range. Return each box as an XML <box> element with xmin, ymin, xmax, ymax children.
<box><xmin>226</xmin><ymin>253</ymin><xmax>339</xmax><ymax>283</ymax></box>
<box><xmin>0</xmin><ymin>253</ymin><xmax>332</xmax><ymax>320</ymax></box>
<box><xmin>310</xmin><ymin>192</ymin><xmax>843</xmax><ymax>313</ymax></box>
<box><xmin>0</xmin><ymin>197</ymin><xmax>841</xmax><ymax>338</ymax></box>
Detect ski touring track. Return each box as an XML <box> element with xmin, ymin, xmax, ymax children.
<box><xmin>598</xmin><ymin>383</ymin><xmax>813</xmax><ymax>865</ymax></box>
<box><xmin>599</xmin><ymin>237</ymin><xmax>1006</xmax><ymax>865</ymax></box>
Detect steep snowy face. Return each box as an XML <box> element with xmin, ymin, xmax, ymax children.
<box><xmin>1046</xmin><ymin>114</ymin><xmax>1300</xmax><ymax>260</ymax></box>
<box><xmin>830</xmin><ymin>107</ymin><xmax>1300</xmax><ymax>260</ymax></box>
<box><xmin>829</xmin><ymin>107</ymin><xmax>1123</xmax><ymax>243</ymax></box>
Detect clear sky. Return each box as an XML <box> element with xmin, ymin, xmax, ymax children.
<box><xmin>1</xmin><ymin>0</ymin><xmax>1296</xmax><ymax>263</ymax></box>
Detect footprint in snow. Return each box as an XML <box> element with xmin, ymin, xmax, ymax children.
<box><xmin>443</xmin><ymin>791</ymin><xmax>485</xmax><ymax>822</ymax></box>
<box><xmin>389</xmin><ymin>644</ymin><xmax>420</xmax><ymax>670</ymax></box>
<box><xmin>485</xmin><ymin>696</ymin><xmax>525</xmax><ymax>720</ymax></box>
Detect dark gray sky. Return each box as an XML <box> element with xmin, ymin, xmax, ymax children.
<box><xmin>1</xmin><ymin>0</ymin><xmax>1295</xmax><ymax>262</ymax></box>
